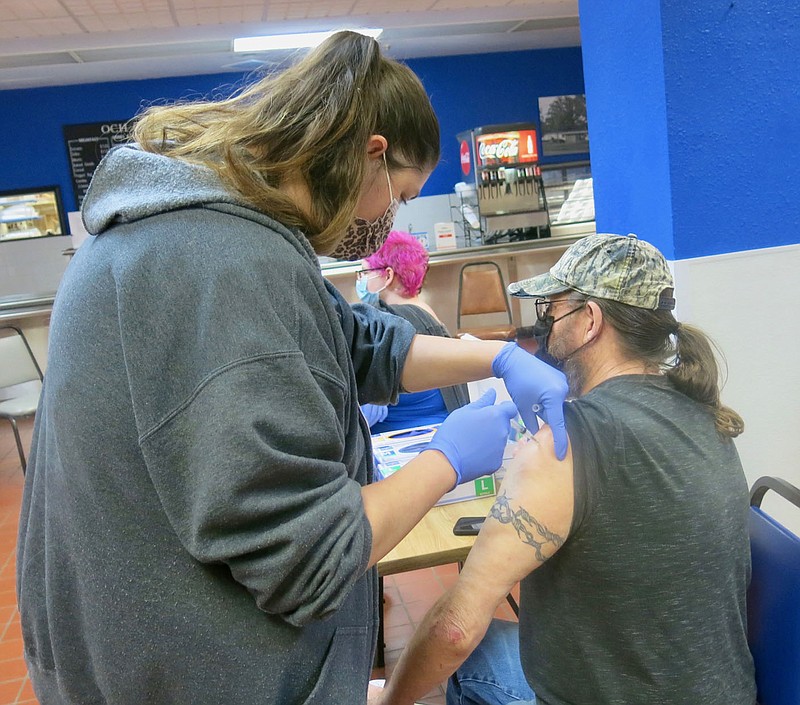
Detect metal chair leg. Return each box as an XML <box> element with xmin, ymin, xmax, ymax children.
<box><xmin>6</xmin><ymin>416</ymin><xmax>27</xmax><ymax>474</ymax></box>
<box><xmin>375</xmin><ymin>575</ymin><xmax>385</xmax><ymax>668</ymax></box>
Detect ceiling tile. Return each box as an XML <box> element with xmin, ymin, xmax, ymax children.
<box><xmin>0</xmin><ymin>0</ymin><xmax>582</xmax><ymax>89</ymax></box>
<box><xmin>3</xmin><ymin>16</ymin><xmax>86</xmax><ymax>37</ymax></box>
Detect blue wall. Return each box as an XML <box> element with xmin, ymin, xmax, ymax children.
<box><xmin>0</xmin><ymin>47</ymin><xmax>586</xmax><ymax>214</ymax></box>
<box><xmin>579</xmin><ymin>0</ymin><xmax>800</xmax><ymax>260</ymax></box>
<box><xmin>0</xmin><ymin>72</ymin><xmax>253</xmax><ymax>213</ymax></box>
<box><xmin>406</xmin><ymin>47</ymin><xmax>587</xmax><ymax>195</ymax></box>
<box><xmin>660</xmin><ymin>2</ymin><xmax>800</xmax><ymax>260</ymax></box>
<box><xmin>577</xmin><ymin>0</ymin><xmax>674</xmax><ymax>258</ymax></box>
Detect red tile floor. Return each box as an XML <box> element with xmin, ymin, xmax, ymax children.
<box><xmin>374</xmin><ymin>568</ymin><xmax>519</xmax><ymax>704</ymax></box>
<box><xmin>0</xmin><ymin>417</ymin><xmax>518</xmax><ymax>705</ymax></box>
<box><xmin>0</xmin><ymin>417</ymin><xmax>36</xmax><ymax>704</ymax></box>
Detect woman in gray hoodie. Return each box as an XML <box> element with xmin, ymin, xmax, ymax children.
<box><xmin>17</xmin><ymin>31</ymin><xmax>568</xmax><ymax>705</ymax></box>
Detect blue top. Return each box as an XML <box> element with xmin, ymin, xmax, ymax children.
<box><xmin>371</xmin><ymin>388</ymin><xmax>449</xmax><ymax>433</ymax></box>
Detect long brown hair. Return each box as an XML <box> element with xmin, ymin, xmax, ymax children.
<box><xmin>595</xmin><ymin>299</ymin><xmax>744</xmax><ymax>438</ymax></box>
<box><xmin>132</xmin><ymin>31</ymin><xmax>440</xmax><ymax>254</ymax></box>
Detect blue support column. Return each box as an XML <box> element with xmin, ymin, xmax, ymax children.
<box><xmin>578</xmin><ymin>0</ymin><xmax>800</xmax><ymax>259</ymax></box>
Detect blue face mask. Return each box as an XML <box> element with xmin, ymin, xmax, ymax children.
<box><xmin>355</xmin><ymin>277</ymin><xmax>380</xmax><ymax>305</ymax></box>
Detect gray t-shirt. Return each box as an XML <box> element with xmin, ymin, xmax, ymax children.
<box><xmin>518</xmin><ymin>375</ymin><xmax>756</xmax><ymax>705</ymax></box>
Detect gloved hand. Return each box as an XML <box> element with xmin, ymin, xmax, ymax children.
<box><xmin>491</xmin><ymin>341</ymin><xmax>569</xmax><ymax>460</ymax></box>
<box><xmin>426</xmin><ymin>389</ymin><xmax>518</xmax><ymax>486</ymax></box>
<box><xmin>361</xmin><ymin>403</ymin><xmax>389</xmax><ymax>428</ymax></box>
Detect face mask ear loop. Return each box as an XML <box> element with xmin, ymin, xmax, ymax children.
<box><xmin>365</xmin><ymin>271</ymin><xmax>389</xmax><ymax>295</ymax></box>
<box><xmin>383</xmin><ymin>152</ymin><xmax>394</xmax><ymax>203</ymax></box>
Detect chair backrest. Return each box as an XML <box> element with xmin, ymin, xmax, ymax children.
<box><xmin>748</xmin><ymin>476</ymin><xmax>800</xmax><ymax>705</ymax></box>
<box><xmin>0</xmin><ymin>326</ymin><xmax>43</xmax><ymax>388</ymax></box>
<box><xmin>456</xmin><ymin>262</ymin><xmax>512</xmax><ymax>327</ymax></box>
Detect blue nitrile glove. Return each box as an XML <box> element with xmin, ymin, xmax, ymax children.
<box><xmin>361</xmin><ymin>404</ymin><xmax>389</xmax><ymax>428</ymax></box>
<box><xmin>491</xmin><ymin>341</ymin><xmax>569</xmax><ymax>460</ymax></box>
<box><xmin>426</xmin><ymin>388</ymin><xmax>518</xmax><ymax>486</ymax></box>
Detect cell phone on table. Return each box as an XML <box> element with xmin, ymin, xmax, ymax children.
<box><xmin>453</xmin><ymin>516</ymin><xmax>486</xmax><ymax>536</ymax></box>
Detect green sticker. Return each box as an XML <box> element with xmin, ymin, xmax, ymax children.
<box><xmin>474</xmin><ymin>477</ymin><xmax>495</xmax><ymax>496</ymax></box>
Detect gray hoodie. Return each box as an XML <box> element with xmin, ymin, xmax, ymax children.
<box><xmin>17</xmin><ymin>145</ymin><xmax>416</xmax><ymax>704</ymax></box>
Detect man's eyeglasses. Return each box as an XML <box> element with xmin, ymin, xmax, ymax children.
<box><xmin>534</xmin><ymin>297</ymin><xmax>587</xmax><ymax>322</ymax></box>
<box><xmin>355</xmin><ymin>267</ymin><xmax>385</xmax><ymax>280</ymax></box>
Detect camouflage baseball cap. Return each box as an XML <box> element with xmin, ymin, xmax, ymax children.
<box><xmin>508</xmin><ymin>233</ymin><xmax>675</xmax><ymax>310</ymax></box>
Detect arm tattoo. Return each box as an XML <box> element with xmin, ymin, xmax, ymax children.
<box><xmin>489</xmin><ymin>490</ymin><xmax>565</xmax><ymax>562</ymax></box>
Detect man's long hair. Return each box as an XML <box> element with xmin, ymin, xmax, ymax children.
<box><xmin>595</xmin><ymin>299</ymin><xmax>744</xmax><ymax>437</ymax></box>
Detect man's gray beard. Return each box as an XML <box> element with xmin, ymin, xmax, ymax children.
<box><xmin>562</xmin><ymin>357</ymin><xmax>586</xmax><ymax>398</ymax></box>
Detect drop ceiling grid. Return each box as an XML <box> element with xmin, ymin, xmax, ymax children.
<box><xmin>346</xmin><ymin>0</ymin><xmax>436</xmax><ymax>15</ymax></box>
<box><xmin>0</xmin><ymin>0</ymin><xmax>574</xmax><ymax>33</ymax></box>
<box><xmin>0</xmin><ymin>0</ymin><xmax>582</xmax><ymax>89</ymax></box>
<box><xmin>0</xmin><ymin>0</ymin><xmax>68</xmax><ymax>20</ymax></box>
<box><xmin>429</xmin><ymin>0</ymin><xmax>514</xmax><ymax>9</ymax></box>
<box><xmin>78</xmin><ymin>0</ymin><xmax>163</xmax><ymax>12</ymax></box>
<box><xmin>173</xmin><ymin>5</ymin><xmax>264</xmax><ymax>25</ymax></box>
<box><xmin>0</xmin><ymin>17</ymin><xmax>85</xmax><ymax>39</ymax></box>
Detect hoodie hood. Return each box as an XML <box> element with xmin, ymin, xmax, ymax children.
<box><xmin>81</xmin><ymin>144</ymin><xmax>250</xmax><ymax>236</ymax></box>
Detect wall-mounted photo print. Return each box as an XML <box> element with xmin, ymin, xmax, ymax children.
<box><xmin>0</xmin><ymin>186</ymin><xmax>67</xmax><ymax>243</ymax></box>
<box><xmin>538</xmin><ymin>94</ymin><xmax>589</xmax><ymax>156</ymax></box>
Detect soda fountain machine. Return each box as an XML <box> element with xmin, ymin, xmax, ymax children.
<box><xmin>456</xmin><ymin>123</ymin><xmax>549</xmax><ymax>244</ymax></box>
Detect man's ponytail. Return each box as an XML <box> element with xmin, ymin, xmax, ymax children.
<box><xmin>666</xmin><ymin>323</ymin><xmax>744</xmax><ymax>437</ymax></box>
<box><xmin>594</xmin><ymin>300</ymin><xmax>744</xmax><ymax>438</ymax></box>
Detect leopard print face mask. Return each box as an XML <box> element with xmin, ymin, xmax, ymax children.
<box><xmin>331</xmin><ymin>155</ymin><xmax>399</xmax><ymax>261</ymax></box>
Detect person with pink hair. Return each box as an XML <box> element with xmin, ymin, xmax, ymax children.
<box><xmin>356</xmin><ymin>230</ymin><xmax>436</xmax><ymax>316</ymax></box>
<box><xmin>355</xmin><ymin>231</ymin><xmax>470</xmax><ymax>431</ymax></box>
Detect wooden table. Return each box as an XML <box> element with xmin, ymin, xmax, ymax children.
<box><xmin>377</xmin><ymin>495</ymin><xmax>496</xmax><ymax>576</ymax></box>
<box><xmin>374</xmin><ymin>495</ymin><xmax>497</xmax><ymax>667</ymax></box>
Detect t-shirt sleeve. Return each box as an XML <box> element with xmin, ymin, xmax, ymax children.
<box><xmin>564</xmin><ymin>397</ymin><xmax>620</xmax><ymax>538</ymax></box>
<box><xmin>340</xmin><ymin>293</ymin><xmax>416</xmax><ymax>405</ymax></box>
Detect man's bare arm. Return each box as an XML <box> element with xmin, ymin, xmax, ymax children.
<box><xmin>374</xmin><ymin>425</ymin><xmax>575</xmax><ymax>705</ymax></box>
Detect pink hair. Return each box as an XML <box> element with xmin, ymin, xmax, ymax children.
<box><xmin>365</xmin><ymin>231</ymin><xmax>429</xmax><ymax>297</ymax></box>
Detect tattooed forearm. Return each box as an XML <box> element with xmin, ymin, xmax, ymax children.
<box><xmin>489</xmin><ymin>491</ymin><xmax>565</xmax><ymax>562</ymax></box>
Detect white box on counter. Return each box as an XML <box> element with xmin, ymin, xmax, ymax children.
<box><xmin>433</xmin><ymin>221</ymin><xmax>457</xmax><ymax>251</ymax></box>
<box><xmin>371</xmin><ymin>424</ymin><xmax>497</xmax><ymax>506</ymax></box>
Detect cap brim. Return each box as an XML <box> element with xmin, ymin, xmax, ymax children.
<box><xmin>508</xmin><ymin>271</ymin><xmax>570</xmax><ymax>298</ymax></box>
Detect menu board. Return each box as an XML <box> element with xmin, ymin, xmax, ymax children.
<box><xmin>63</xmin><ymin>120</ymin><xmax>132</xmax><ymax>208</ymax></box>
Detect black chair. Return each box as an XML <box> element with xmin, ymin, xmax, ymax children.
<box><xmin>748</xmin><ymin>475</ymin><xmax>800</xmax><ymax>705</ymax></box>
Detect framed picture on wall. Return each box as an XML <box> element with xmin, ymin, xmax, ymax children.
<box><xmin>538</xmin><ymin>94</ymin><xmax>589</xmax><ymax>156</ymax></box>
<box><xmin>0</xmin><ymin>186</ymin><xmax>67</xmax><ymax>243</ymax></box>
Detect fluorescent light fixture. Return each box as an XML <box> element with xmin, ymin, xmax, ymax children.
<box><xmin>233</xmin><ymin>28</ymin><xmax>382</xmax><ymax>53</ymax></box>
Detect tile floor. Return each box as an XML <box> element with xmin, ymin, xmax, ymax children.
<box><xmin>0</xmin><ymin>417</ymin><xmax>36</xmax><ymax>704</ymax></box>
<box><xmin>374</xmin><ymin>567</ymin><xmax>519</xmax><ymax>704</ymax></box>
<box><xmin>0</xmin><ymin>417</ymin><xmax>518</xmax><ymax>705</ymax></box>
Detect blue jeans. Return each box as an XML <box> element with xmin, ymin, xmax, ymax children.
<box><xmin>446</xmin><ymin>619</ymin><xmax>536</xmax><ymax>705</ymax></box>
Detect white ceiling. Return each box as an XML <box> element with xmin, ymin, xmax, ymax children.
<box><xmin>0</xmin><ymin>0</ymin><xmax>581</xmax><ymax>90</ymax></box>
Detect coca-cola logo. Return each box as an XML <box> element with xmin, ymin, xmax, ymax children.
<box><xmin>460</xmin><ymin>140</ymin><xmax>471</xmax><ymax>174</ymax></box>
<box><xmin>478</xmin><ymin>138</ymin><xmax>519</xmax><ymax>162</ymax></box>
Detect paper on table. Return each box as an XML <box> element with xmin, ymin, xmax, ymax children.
<box><xmin>459</xmin><ymin>333</ymin><xmax>513</xmax><ymax>406</ymax></box>
<box><xmin>67</xmin><ymin>211</ymin><xmax>91</xmax><ymax>249</ymax></box>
